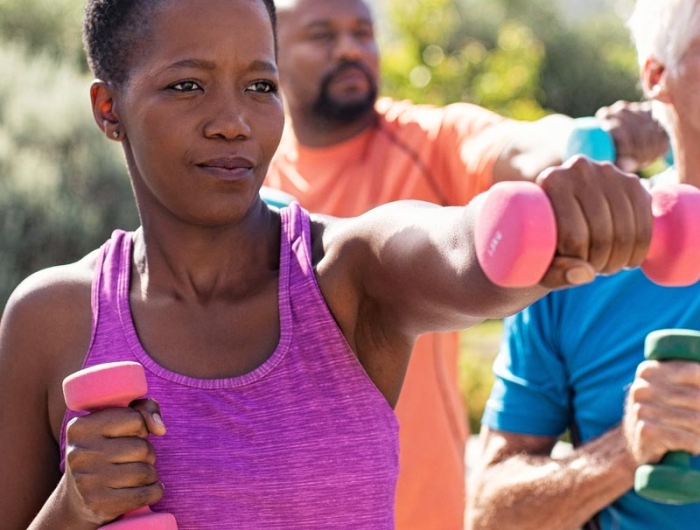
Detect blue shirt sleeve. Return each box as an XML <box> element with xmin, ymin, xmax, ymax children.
<box><xmin>482</xmin><ymin>296</ymin><xmax>571</xmax><ymax>437</ymax></box>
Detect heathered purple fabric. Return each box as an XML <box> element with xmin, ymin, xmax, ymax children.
<box><xmin>60</xmin><ymin>203</ymin><xmax>399</xmax><ymax>529</ymax></box>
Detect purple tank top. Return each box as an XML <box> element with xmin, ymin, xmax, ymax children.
<box><xmin>60</xmin><ymin>203</ymin><xmax>399</xmax><ymax>529</ymax></box>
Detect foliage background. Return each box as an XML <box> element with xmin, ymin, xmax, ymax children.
<box><xmin>376</xmin><ymin>0</ymin><xmax>643</xmax><ymax>431</ymax></box>
<box><xmin>0</xmin><ymin>0</ymin><xmax>138</xmax><ymax>307</ymax></box>
<box><xmin>380</xmin><ymin>0</ymin><xmax>641</xmax><ymax>120</ymax></box>
<box><xmin>0</xmin><ymin>0</ymin><xmax>643</xmax><ymax>432</ymax></box>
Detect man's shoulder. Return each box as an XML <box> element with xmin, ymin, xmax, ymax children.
<box><xmin>375</xmin><ymin>96</ymin><xmax>510</xmax><ymax>134</ymax></box>
<box><xmin>375</xmin><ymin>97</ymin><xmax>446</xmax><ymax>123</ymax></box>
<box><xmin>373</xmin><ymin>98</ymin><xmax>459</xmax><ymax>144</ymax></box>
<box><xmin>515</xmin><ymin>268</ymin><xmax>653</xmax><ymax>339</ymax></box>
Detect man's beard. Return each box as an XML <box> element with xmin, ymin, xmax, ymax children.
<box><xmin>312</xmin><ymin>62</ymin><xmax>378</xmax><ymax>124</ymax></box>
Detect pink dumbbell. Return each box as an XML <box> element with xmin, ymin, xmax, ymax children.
<box><xmin>63</xmin><ymin>361</ymin><xmax>178</xmax><ymax>530</ymax></box>
<box><xmin>475</xmin><ymin>181</ymin><xmax>700</xmax><ymax>287</ymax></box>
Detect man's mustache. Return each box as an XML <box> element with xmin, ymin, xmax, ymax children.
<box><xmin>322</xmin><ymin>61</ymin><xmax>375</xmax><ymax>85</ymax></box>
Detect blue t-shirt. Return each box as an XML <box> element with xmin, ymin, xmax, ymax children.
<box><xmin>483</xmin><ymin>266</ymin><xmax>700</xmax><ymax>529</ymax></box>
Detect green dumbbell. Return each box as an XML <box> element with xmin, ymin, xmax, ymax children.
<box><xmin>634</xmin><ymin>329</ymin><xmax>700</xmax><ymax>504</ymax></box>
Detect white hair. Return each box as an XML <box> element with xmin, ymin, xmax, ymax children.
<box><xmin>627</xmin><ymin>0</ymin><xmax>700</xmax><ymax>130</ymax></box>
<box><xmin>274</xmin><ymin>0</ymin><xmax>296</xmax><ymax>9</ymax></box>
<box><xmin>627</xmin><ymin>0</ymin><xmax>700</xmax><ymax>71</ymax></box>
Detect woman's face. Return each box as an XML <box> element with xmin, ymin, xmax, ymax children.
<box><xmin>114</xmin><ymin>0</ymin><xmax>283</xmax><ymax>227</ymax></box>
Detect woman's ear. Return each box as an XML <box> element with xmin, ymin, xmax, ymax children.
<box><xmin>642</xmin><ymin>57</ymin><xmax>670</xmax><ymax>103</ymax></box>
<box><xmin>90</xmin><ymin>80</ymin><xmax>123</xmax><ymax>141</ymax></box>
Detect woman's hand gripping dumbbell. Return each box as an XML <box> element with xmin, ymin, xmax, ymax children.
<box><xmin>475</xmin><ymin>157</ymin><xmax>700</xmax><ymax>288</ymax></box>
<box><xmin>63</xmin><ymin>361</ymin><xmax>178</xmax><ymax>529</ymax></box>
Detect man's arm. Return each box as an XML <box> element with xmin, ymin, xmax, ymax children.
<box><xmin>468</xmin><ymin>359</ymin><xmax>700</xmax><ymax>530</ymax></box>
<box><xmin>467</xmin><ymin>426</ymin><xmax>636</xmax><ymax>530</ymax></box>
<box><xmin>492</xmin><ymin>101</ymin><xmax>669</xmax><ymax>183</ymax></box>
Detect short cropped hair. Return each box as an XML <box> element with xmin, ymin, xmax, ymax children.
<box><xmin>83</xmin><ymin>0</ymin><xmax>277</xmax><ymax>87</ymax></box>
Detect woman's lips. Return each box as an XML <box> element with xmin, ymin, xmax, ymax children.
<box><xmin>196</xmin><ymin>157</ymin><xmax>254</xmax><ymax>180</ymax></box>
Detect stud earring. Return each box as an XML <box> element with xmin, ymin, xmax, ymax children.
<box><xmin>112</xmin><ymin>130</ymin><xmax>119</xmax><ymax>139</ymax></box>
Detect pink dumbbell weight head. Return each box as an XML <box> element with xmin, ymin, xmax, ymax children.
<box><xmin>63</xmin><ymin>361</ymin><xmax>178</xmax><ymax>530</ymax></box>
<box><xmin>475</xmin><ymin>181</ymin><xmax>700</xmax><ymax>287</ymax></box>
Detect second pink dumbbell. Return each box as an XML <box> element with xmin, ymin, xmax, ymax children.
<box><xmin>475</xmin><ymin>180</ymin><xmax>700</xmax><ymax>287</ymax></box>
<box><xmin>63</xmin><ymin>361</ymin><xmax>178</xmax><ymax>530</ymax></box>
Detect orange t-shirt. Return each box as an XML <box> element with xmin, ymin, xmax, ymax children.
<box><xmin>266</xmin><ymin>97</ymin><xmax>516</xmax><ymax>530</ymax></box>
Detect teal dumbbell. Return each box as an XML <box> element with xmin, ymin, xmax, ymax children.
<box><xmin>565</xmin><ymin>117</ymin><xmax>617</xmax><ymax>162</ymax></box>
<box><xmin>259</xmin><ymin>186</ymin><xmax>296</xmax><ymax>209</ymax></box>
<box><xmin>634</xmin><ymin>329</ymin><xmax>700</xmax><ymax>504</ymax></box>
<box><xmin>564</xmin><ymin>116</ymin><xmax>674</xmax><ymax>166</ymax></box>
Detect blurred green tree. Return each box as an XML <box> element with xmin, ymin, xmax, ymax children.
<box><xmin>0</xmin><ymin>0</ymin><xmax>87</xmax><ymax>69</ymax></box>
<box><xmin>0</xmin><ymin>43</ymin><xmax>137</xmax><ymax>308</ymax></box>
<box><xmin>539</xmin><ymin>14</ymin><xmax>641</xmax><ymax>117</ymax></box>
<box><xmin>380</xmin><ymin>0</ymin><xmax>642</xmax><ymax>118</ymax></box>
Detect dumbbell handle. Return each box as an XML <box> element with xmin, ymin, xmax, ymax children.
<box><xmin>63</xmin><ymin>362</ymin><xmax>178</xmax><ymax>529</ymax></box>
<box><xmin>475</xmin><ymin>181</ymin><xmax>700</xmax><ymax>287</ymax></box>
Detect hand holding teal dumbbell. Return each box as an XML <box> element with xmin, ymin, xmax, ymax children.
<box><xmin>565</xmin><ymin>115</ymin><xmax>673</xmax><ymax>167</ymax></box>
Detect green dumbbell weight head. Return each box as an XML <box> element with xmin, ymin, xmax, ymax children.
<box><xmin>634</xmin><ymin>329</ymin><xmax>700</xmax><ymax>504</ymax></box>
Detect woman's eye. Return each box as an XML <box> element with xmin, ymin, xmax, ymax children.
<box><xmin>170</xmin><ymin>81</ymin><xmax>202</xmax><ymax>92</ymax></box>
<box><xmin>248</xmin><ymin>81</ymin><xmax>277</xmax><ymax>94</ymax></box>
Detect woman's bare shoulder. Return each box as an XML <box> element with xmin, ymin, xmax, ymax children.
<box><xmin>6</xmin><ymin>249</ymin><xmax>99</xmax><ymax>314</ymax></box>
<box><xmin>1</xmin><ymin>248</ymin><xmax>101</xmax><ymax>371</ymax></box>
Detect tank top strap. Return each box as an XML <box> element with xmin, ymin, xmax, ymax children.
<box><xmin>279</xmin><ymin>201</ymin><xmax>319</xmax><ymax>307</ymax></box>
<box><xmin>86</xmin><ymin>229</ymin><xmax>133</xmax><ymax>364</ymax></box>
<box><xmin>280</xmin><ymin>201</ymin><xmax>312</xmax><ymax>274</ymax></box>
<box><xmin>279</xmin><ymin>202</ymin><xmax>344</xmax><ymax>344</ymax></box>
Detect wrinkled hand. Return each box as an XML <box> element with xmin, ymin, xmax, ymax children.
<box><xmin>63</xmin><ymin>398</ymin><xmax>166</xmax><ymax>525</ymax></box>
<box><xmin>536</xmin><ymin>156</ymin><xmax>652</xmax><ymax>289</ymax></box>
<box><xmin>623</xmin><ymin>360</ymin><xmax>700</xmax><ymax>466</ymax></box>
<box><xmin>596</xmin><ymin>100</ymin><xmax>670</xmax><ymax>173</ymax></box>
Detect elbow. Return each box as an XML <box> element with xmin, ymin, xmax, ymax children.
<box><xmin>466</xmin><ymin>468</ymin><xmax>502</xmax><ymax>530</ymax></box>
<box><xmin>466</xmin><ymin>498</ymin><xmax>507</xmax><ymax>530</ymax></box>
<box><xmin>459</xmin><ymin>283</ymin><xmax>547</xmax><ymax>322</ymax></box>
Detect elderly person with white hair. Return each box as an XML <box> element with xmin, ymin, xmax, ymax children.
<box><xmin>467</xmin><ymin>1</ymin><xmax>700</xmax><ymax>529</ymax></box>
